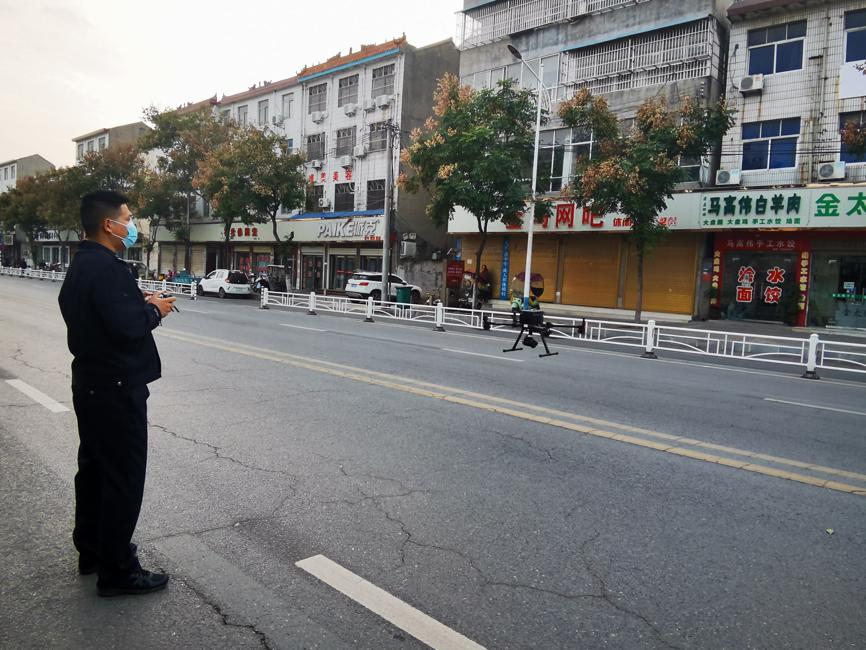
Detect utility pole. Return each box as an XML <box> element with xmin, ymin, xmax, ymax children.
<box><xmin>381</xmin><ymin>120</ymin><xmax>395</xmax><ymax>302</ymax></box>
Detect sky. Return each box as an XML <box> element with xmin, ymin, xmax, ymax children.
<box><xmin>0</xmin><ymin>0</ymin><xmax>463</xmax><ymax>168</ymax></box>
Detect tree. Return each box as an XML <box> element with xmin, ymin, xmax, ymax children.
<box><xmin>400</xmin><ymin>74</ymin><xmax>542</xmax><ymax>303</ymax></box>
<box><xmin>78</xmin><ymin>144</ymin><xmax>144</xmax><ymax>200</ymax></box>
<box><xmin>559</xmin><ymin>92</ymin><xmax>733</xmax><ymax>321</ymax></box>
<box><xmin>192</xmin><ymin>126</ymin><xmax>270</xmax><ymax>266</ymax></box>
<box><xmin>140</xmin><ymin>106</ymin><xmax>236</xmax><ymax>269</ymax></box>
<box><xmin>1</xmin><ymin>175</ymin><xmax>51</xmax><ymax>264</ymax></box>
<box><xmin>135</xmin><ymin>169</ymin><xmax>188</xmax><ymax>276</ymax></box>
<box><xmin>220</xmin><ymin>126</ymin><xmax>308</xmax><ymax>282</ymax></box>
<box><xmin>43</xmin><ymin>166</ymin><xmax>89</xmax><ymax>244</ymax></box>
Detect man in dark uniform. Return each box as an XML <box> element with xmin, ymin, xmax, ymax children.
<box><xmin>58</xmin><ymin>190</ymin><xmax>176</xmax><ymax>597</ymax></box>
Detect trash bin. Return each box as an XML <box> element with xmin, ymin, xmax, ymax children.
<box><xmin>396</xmin><ymin>286</ymin><xmax>412</xmax><ymax>304</ymax></box>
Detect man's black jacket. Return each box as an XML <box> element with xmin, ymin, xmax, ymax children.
<box><xmin>59</xmin><ymin>241</ymin><xmax>162</xmax><ymax>388</ymax></box>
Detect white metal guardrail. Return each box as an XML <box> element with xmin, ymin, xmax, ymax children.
<box><xmin>4</xmin><ymin>268</ymin><xmax>866</xmax><ymax>378</ymax></box>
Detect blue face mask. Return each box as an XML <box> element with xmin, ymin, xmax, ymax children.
<box><xmin>109</xmin><ymin>219</ymin><xmax>138</xmax><ymax>249</ymax></box>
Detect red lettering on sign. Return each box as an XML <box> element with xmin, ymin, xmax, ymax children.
<box><xmin>766</xmin><ymin>266</ymin><xmax>785</xmax><ymax>284</ymax></box>
<box><xmin>763</xmin><ymin>286</ymin><xmax>782</xmax><ymax>304</ymax></box>
<box><xmin>736</xmin><ymin>286</ymin><xmax>753</xmax><ymax>303</ymax></box>
<box><xmin>581</xmin><ymin>206</ymin><xmax>603</xmax><ymax>228</ymax></box>
<box><xmin>555</xmin><ymin>204</ymin><xmax>575</xmax><ymax>228</ymax></box>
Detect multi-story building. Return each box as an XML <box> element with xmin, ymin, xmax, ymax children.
<box><xmin>72</xmin><ymin>121</ymin><xmax>150</xmax><ymax>162</ymax></box>
<box><xmin>0</xmin><ymin>154</ymin><xmax>55</xmax><ymax>265</ymax></box>
<box><xmin>72</xmin><ymin>120</ymin><xmax>154</xmax><ymax>272</ymax></box>
<box><xmin>156</xmin><ymin>36</ymin><xmax>459</xmax><ymax>293</ymax></box>
<box><xmin>708</xmin><ymin>0</ymin><xmax>866</xmax><ymax>327</ymax></box>
<box><xmin>450</xmin><ymin>0</ymin><xmax>734</xmax><ymax>320</ymax></box>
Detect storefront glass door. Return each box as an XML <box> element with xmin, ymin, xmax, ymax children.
<box><xmin>302</xmin><ymin>255</ymin><xmax>323</xmax><ymax>292</ymax></box>
<box><xmin>810</xmin><ymin>254</ymin><xmax>866</xmax><ymax>328</ymax></box>
<box><xmin>722</xmin><ymin>252</ymin><xmax>797</xmax><ymax>323</ymax></box>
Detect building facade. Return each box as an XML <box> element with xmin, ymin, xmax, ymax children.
<box><xmin>712</xmin><ymin>0</ymin><xmax>866</xmax><ymax>327</ymax></box>
<box><xmin>157</xmin><ymin>36</ymin><xmax>459</xmax><ymax>293</ymax></box>
<box><xmin>451</xmin><ymin>0</ymin><xmax>866</xmax><ymax>328</ymax></box>
<box><xmin>0</xmin><ymin>154</ymin><xmax>56</xmax><ymax>265</ymax></box>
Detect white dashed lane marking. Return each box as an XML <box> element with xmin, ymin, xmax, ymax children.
<box><xmin>5</xmin><ymin>379</ymin><xmax>69</xmax><ymax>413</ymax></box>
<box><xmin>296</xmin><ymin>554</ymin><xmax>486</xmax><ymax>650</ymax></box>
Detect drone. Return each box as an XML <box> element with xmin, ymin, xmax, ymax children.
<box><xmin>483</xmin><ymin>309</ymin><xmax>586</xmax><ymax>359</ymax></box>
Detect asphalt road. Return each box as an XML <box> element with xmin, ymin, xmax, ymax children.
<box><xmin>1</xmin><ymin>274</ymin><xmax>865</xmax><ymax>650</ymax></box>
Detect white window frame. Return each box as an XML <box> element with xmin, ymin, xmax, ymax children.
<box><xmin>307</xmin><ymin>133</ymin><xmax>325</xmax><ymax>160</ymax></box>
<box><xmin>335</xmin><ymin>127</ymin><xmax>356</xmax><ymax>157</ymax></box>
<box><xmin>368</xmin><ymin>122</ymin><xmax>388</xmax><ymax>152</ymax></box>
<box><xmin>308</xmin><ymin>83</ymin><xmax>327</xmax><ymax>114</ymax></box>
<box><xmin>338</xmin><ymin>75</ymin><xmax>359</xmax><ymax>107</ymax></box>
<box><xmin>77</xmin><ymin>143</ymin><xmax>84</xmax><ymax>160</ymax></box>
<box><xmin>237</xmin><ymin>105</ymin><xmax>248</xmax><ymax>126</ymax></box>
<box><xmin>371</xmin><ymin>64</ymin><xmax>395</xmax><ymax>97</ymax></box>
<box><xmin>845</xmin><ymin>9</ymin><xmax>866</xmax><ymax>63</ymax></box>
<box><xmin>98</xmin><ymin>136</ymin><xmax>106</xmax><ymax>150</ymax></box>
<box><xmin>258</xmin><ymin>99</ymin><xmax>269</xmax><ymax>125</ymax></box>
<box><xmin>746</xmin><ymin>20</ymin><xmax>806</xmax><ymax>76</ymax></box>
<box><xmin>281</xmin><ymin>93</ymin><xmax>294</xmax><ymax>119</ymax></box>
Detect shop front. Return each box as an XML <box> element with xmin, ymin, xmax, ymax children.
<box><xmin>703</xmin><ymin>187</ymin><xmax>866</xmax><ymax>327</ymax></box>
<box><xmin>450</xmin><ymin>186</ymin><xmax>866</xmax><ymax>324</ymax></box>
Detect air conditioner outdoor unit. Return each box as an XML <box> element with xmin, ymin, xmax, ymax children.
<box><xmin>376</xmin><ymin>95</ymin><xmax>393</xmax><ymax>109</ymax></box>
<box><xmin>363</xmin><ymin>99</ymin><xmax>376</xmax><ymax>112</ymax></box>
<box><xmin>311</xmin><ymin>111</ymin><xmax>327</xmax><ymax>123</ymax></box>
<box><xmin>738</xmin><ymin>74</ymin><xmax>764</xmax><ymax>94</ymax></box>
<box><xmin>318</xmin><ymin>197</ymin><xmax>330</xmax><ymax>209</ymax></box>
<box><xmin>344</xmin><ymin>103</ymin><xmax>357</xmax><ymax>116</ymax></box>
<box><xmin>818</xmin><ymin>161</ymin><xmax>846</xmax><ymax>181</ymax></box>
<box><xmin>310</xmin><ymin>159</ymin><xmax>323</xmax><ymax>169</ymax></box>
<box><xmin>339</xmin><ymin>155</ymin><xmax>353</xmax><ymax>168</ymax></box>
<box><xmin>399</xmin><ymin>241</ymin><xmax>417</xmax><ymax>258</ymax></box>
<box><xmin>353</xmin><ymin>144</ymin><xmax>368</xmax><ymax>158</ymax></box>
<box><xmin>715</xmin><ymin>169</ymin><xmax>741</xmax><ymax>186</ymax></box>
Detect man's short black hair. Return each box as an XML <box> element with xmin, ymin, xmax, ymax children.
<box><xmin>81</xmin><ymin>190</ymin><xmax>130</xmax><ymax>236</ymax></box>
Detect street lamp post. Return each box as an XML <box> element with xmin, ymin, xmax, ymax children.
<box><xmin>508</xmin><ymin>45</ymin><xmax>546</xmax><ymax>310</ymax></box>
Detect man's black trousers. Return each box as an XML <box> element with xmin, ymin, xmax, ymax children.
<box><xmin>71</xmin><ymin>383</ymin><xmax>149</xmax><ymax>577</ymax></box>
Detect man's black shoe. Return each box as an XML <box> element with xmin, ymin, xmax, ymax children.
<box><xmin>97</xmin><ymin>568</ymin><xmax>169</xmax><ymax>597</ymax></box>
<box><xmin>78</xmin><ymin>556</ymin><xmax>97</xmax><ymax>576</ymax></box>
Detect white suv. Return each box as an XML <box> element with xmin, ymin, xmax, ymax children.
<box><xmin>345</xmin><ymin>271</ymin><xmax>422</xmax><ymax>302</ymax></box>
<box><xmin>197</xmin><ymin>269</ymin><xmax>252</xmax><ymax>298</ymax></box>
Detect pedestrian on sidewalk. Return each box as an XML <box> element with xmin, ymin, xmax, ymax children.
<box><xmin>58</xmin><ymin>190</ymin><xmax>177</xmax><ymax>597</ymax></box>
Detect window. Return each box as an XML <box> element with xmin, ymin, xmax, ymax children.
<box><xmin>741</xmin><ymin>117</ymin><xmax>800</xmax><ymax>170</ymax></box>
<box><xmin>308</xmin><ymin>83</ymin><xmax>327</xmax><ymax>113</ymax></box>
<box><xmin>840</xmin><ymin>111</ymin><xmax>866</xmax><ymax>163</ymax></box>
<box><xmin>336</xmin><ymin>127</ymin><xmax>356</xmax><ymax>157</ymax></box>
<box><xmin>678</xmin><ymin>154</ymin><xmax>702</xmax><ymax>182</ymax></box>
<box><xmin>369</xmin><ymin>122</ymin><xmax>388</xmax><ymax>151</ymax></box>
<box><xmin>98</xmin><ymin>136</ymin><xmax>106</xmax><ymax>151</ymax></box>
<box><xmin>537</xmin><ymin>128</ymin><xmax>569</xmax><ymax>192</ymax></box>
<box><xmin>220</xmin><ymin>109</ymin><xmax>230</xmax><ymax>122</ymax></box>
<box><xmin>3</xmin><ymin>168</ymin><xmax>6</xmax><ymax>180</ymax></box>
<box><xmin>306</xmin><ymin>133</ymin><xmax>325</xmax><ymax>160</ymax></box>
<box><xmin>237</xmin><ymin>105</ymin><xmax>248</xmax><ymax>126</ymax></box>
<box><xmin>329</xmin><ymin>254</ymin><xmax>356</xmax><ymax>290</ymax></box>
<box><xmin>77</xmin><ymin>143</ymin><xmax>84</xmax><ymax>160</ymax></box>
<box><xmin>10</xmin><ymin>166</ymin><xmax>14</xmax><ymax>179</ymax></box>
<box><xmin>334</xmin><ymin>182</ymin><xmax>355</xmax><ymax>211</ymax></box>
<box><xmin>747</xmin><ymin>21</ymin><xmax>806</xmax><ymax>75</ymax></box>
<box><xmin>258</xmin><ymin>99</ymin><xmax>269</xmax><ymax>125</ymax></box>
<box><xmin>845</xmin><ymin>9</ymin><xmax>866</xmax><ymax>62</ymax></box>
<box><xmin>338</xmin><ymin>75</ymin><xmax>359</xmax><ymax>107</ymax></box>
<box><xmin>371</xmin><ymin>64</ymin><xmax>395</xmax><ymax>97</ymax></box>
<box><xmin>86</xmin><ymin>140</ymin><xmax>94</xmax><ymax>152</ymax></box>
<box><xmin>367</xmin><ymin>180</ymin><xmax>386</xmax><ymax>210</ymax></box>
<box><xmin>281</xmin><ymin>93</ymin><xmax>294</xmax><ymax>119</ymax></box>
<box><xmin>307</xmin><ymin>184</ymin><xmax>324</xmax><ymax>212</ymax></box>
<box><xmin>287</xmin><ymin>138</ymin><xmax>294</xmax><ymax>151</ymax></box>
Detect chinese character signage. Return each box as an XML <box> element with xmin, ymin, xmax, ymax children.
<box><xmin>449</xmin><ymin>187</ymin><xmax>866</xmax><ymax>234</ymax></box>
<box><xmin>499</xmin><ymin>238</ymin><xmax>510</xmax><ymax>299</ymax></box>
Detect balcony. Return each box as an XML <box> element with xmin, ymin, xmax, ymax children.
<box><xmin>456</xmin><ymin>0</ymin><xmax>652</xmax><ymax>51</ymax></box>
<box><xmin>562</xmin><ymin>17</ymin><xmax>717</xmax><ymax>94</ymax></box>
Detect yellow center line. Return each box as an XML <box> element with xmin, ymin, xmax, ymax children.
<box><xmin>156</xmin><ymin>330</ymin><xmax>866</xmax><ymax>497</ymax></box>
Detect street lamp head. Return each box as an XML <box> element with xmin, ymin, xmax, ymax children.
<box><xmin>507</xmin><ymin>44</ymin><xmax>523</xmax><ymax>60</ymax></box>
